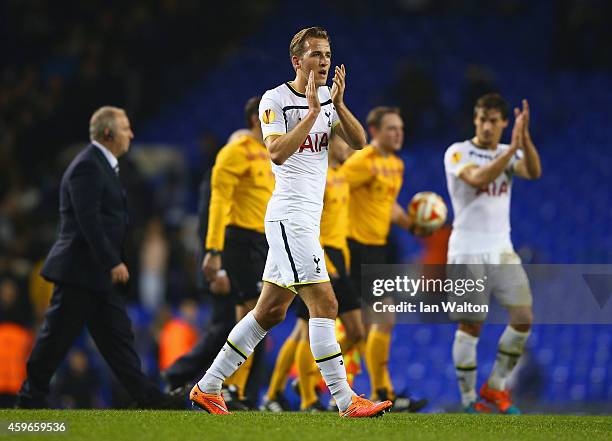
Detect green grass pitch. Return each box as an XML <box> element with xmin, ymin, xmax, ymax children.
<box><xmin>1</xmin><ymin>410</ymin><xmax>610</xmax><ymax>441</ymax></box>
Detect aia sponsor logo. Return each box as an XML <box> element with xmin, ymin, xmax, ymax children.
<box><xmin>476</xmin><ymin>179</ymin><xmax>509</xmax><ymax>197</ymax></box>
<box><xmin>298</xmin><ymin>132</ymin><xmax>329</xmax><ymax>153</ymax></box>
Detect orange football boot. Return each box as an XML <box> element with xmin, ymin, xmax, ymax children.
<box><xmin>190</xmin><ymin>384</ymin><xmax>231</xmax><ymax>415</ymax></box>
<box><xmin>465</xmin><ymin>400</ymin><xmax>493</xmax><ymax>414</ymax></box>
<box><xmin>339</xmin><ymin>394</ymin><xmax>393</xmax><ymax>418</ymax></box>
<box><xmin>480</xmin><ymin>383</ymin><xmax>521</xmax><ymax>414</ymax></box>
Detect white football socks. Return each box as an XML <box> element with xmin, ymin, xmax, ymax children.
<box><xmin>309</xmin><ymin>318</ymin><xmax>355</xmax><ymax>411</ymax></box>
<box><xmin>198</xmin><ymin>311</ymin><xmax>267</xmax><ymax>394</ymax></box>
<box><xmin>488</xmin><ymin>325</ymin><xmax>530</xmax><ymax>390</ymax></box>
<box><xmin>453</xmin><ymin>329</ymin><xmax>479</xmax><ymax>407</ymax></box>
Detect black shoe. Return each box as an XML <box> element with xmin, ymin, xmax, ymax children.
<box><xmin>239</xmin><ymin>398</ymin><xmax>257</xmax><ymax>410</ymax></box>
<box><xmin>291</xmin><ymin>378</ymin><xmax>322</xmax><ymax>398</ymax></box>
<box><xmin>168</xmin><ymin>383</ymin><xmax>191</xmax><ymax>399</ymax></box>
<box><xmin>260</xmin><ymin>392</ymin><xmax>291</xmax><ymax>412</ymax></box>
<box><xmin>221</xmin><ymin>385</ymin><xmax>250</xmax><ymax>411</ymax></box>
<box><xmin>376</xmin><ymin>388</ymin><xmax>428</xmax><ymax>413</ymax></box>
<box><xmin>229</xmin><ymin>384</ymin><xmax>258</xmax><ymax>410</ymax></box>
<box><xmin>14</xmin><ymin>395</ymin><xmax>48</xmax><ymax>409</ymax></box>
<box><xmin>275</xmin><ymin>392</ymin><xmax>291</xmax><ymax>410</ymax></box>
<box><xmin>302</xmin><ymin>401</ymin><xmax>327</xmax><ymax>413</ymax></box>
<box><xmin>394</xmin><ymin>396</ymin><xmax>428</xmax><ymax>413</ymax></box>
<box><xmin>154</xmin><ymin>392</ymin><xmax>187</xmax><ymax>409</ymax></box>
<box><xmin>160</xmin><ymin>371</ymin><xmax>190</xmax><ymax>394</ymax></box>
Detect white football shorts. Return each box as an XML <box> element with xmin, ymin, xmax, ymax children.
<box><xmin>262</xmin><ymin>218</ymin><xmax>329</xmax><ymax>293</ymax></box>
<box><xmin>446</xmin><ymin>250</ymin><xmax>532</xmax><ymax>321</ymax></box>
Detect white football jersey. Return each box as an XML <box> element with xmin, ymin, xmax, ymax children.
<box><xmin>444</xmin><ymin>140</ymin><xmax>523</xmax><ymax>255</ymax></box>
<box><xmin>259</xmin><ymin>82</ymin><xmax>339</xmax><ymax>224</ymax></box>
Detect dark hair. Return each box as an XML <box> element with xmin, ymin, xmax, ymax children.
<box><xmin>366</xmin><ymin>106</ymin><xmax>401</xmax><ymax>129</ymax></box>
<box><xmin>474</xmin><ymin>93</ymin><xmax>509</xmax><ymax>120</ymax></box>
<box><xmin>289</xmin><ymin>27</ymin><xmax>330</xmax><ymax>58</ymax></box>
<box><xmin>244</xmin><ymin>96</ymin><xmax>261</xmax><ymax>129</ymax></box>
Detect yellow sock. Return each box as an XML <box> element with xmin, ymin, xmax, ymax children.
<box><xmin>225</xmin><ymin>355</ymin><xmax>253</xmax><ymax>400</ymax></box>
<box><xmin>365</xmin><ymin>330</ymin><xmax>392</xmax><ymax>400</ymax></box>
<box><xmin>266</xmin><ymin>338</ymin><xmax>298</xmax><ymax>400</ymax></box>
<box><xmin>383</xmin><ymin>367</ymin><xmax>395</xmax><ymax>400</ymax></box>
<box><xmin>296</xmin><ymin>340</ymin><xmax>319</xmax><ymax>409</ymax></box>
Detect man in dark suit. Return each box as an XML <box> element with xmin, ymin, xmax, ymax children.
<box><xmin>16</xmin><ymin>106</ymin><xmax>178</xmax><ymax>409</ymax></box>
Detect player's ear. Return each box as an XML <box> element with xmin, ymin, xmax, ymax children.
<box><xmin>367</xmin><ymin>125</ymin><xmax>377</xmax><ymax>140</ymax></box>
<box><xmin>291</xmin><ymin>55</ymin><xmax>300</xmax><ymax>71</ymax></box>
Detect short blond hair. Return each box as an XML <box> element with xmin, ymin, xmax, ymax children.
<box><xmin>89</xmin><ymin>106</ymin><xmax>125</xmax><ymax>141</ymax></box>
<box><xmin>289</xmin><ymin>27</ymin><xmax>330</xmax><ymax>58</ymax></box>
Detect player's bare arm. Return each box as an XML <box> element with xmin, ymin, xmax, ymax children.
<box><xmin>513</xmin><ymin>99</ymin><xmax>542</xmax><ymax>180</ymax></box>
<box><xmin>202</xmin><ymin>252</ymin><xmax>222</xmax><ymax>281</ymax></box>
<box><xmin>391</xmin><ymin>201</ymin><xmax>431</xmax><ymax>237</ymax></box>
<box><xmin>266</xmin><ymin>71</ymin><xmax>320</xmax><ymax>165</ymax></box>
<box><xmin>331</xmin><ymin>64</ymin><xmax>366</xmax><ymax>150</ymax></box>
<box><xmin>391</xmin><ymin>201</ymin><xmax>412</xmax><ymax>230</ymax></box>
<box><xmin>459</xmin><ymin>112</ymin><xmax>524</xmax><ymax>188</ymax></box>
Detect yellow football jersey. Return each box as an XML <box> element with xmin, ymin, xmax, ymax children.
<box><xmin>205</xmin><ymin>135</ymin><xmax>274</xmax><ymax>250</ymax></box>
<box><xmin>320</xmin><ymin>165</ymin><xmax>349</xmax><ymax>250</ymax></box>
<box><xmin>343</xmin><ymin>145</ymin><xmax>404</xmax><ymax>246</ymax></box>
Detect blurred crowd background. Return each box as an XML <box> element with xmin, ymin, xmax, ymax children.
<box><xmin>1</xmin><ymin>0</ymin><xmax>611</xmax><ymax>412</ymax></box>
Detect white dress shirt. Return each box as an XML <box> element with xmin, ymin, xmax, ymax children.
<box><xmin>92</xmin><ymin>140</ymin><xmax>119</xmax><ymax>173</ymax></box>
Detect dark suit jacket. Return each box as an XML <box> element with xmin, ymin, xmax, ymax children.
<box><xmin>41</xmin><ymin>144</ymin><xmax>128</xmax><ymax>292</ymax></box>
